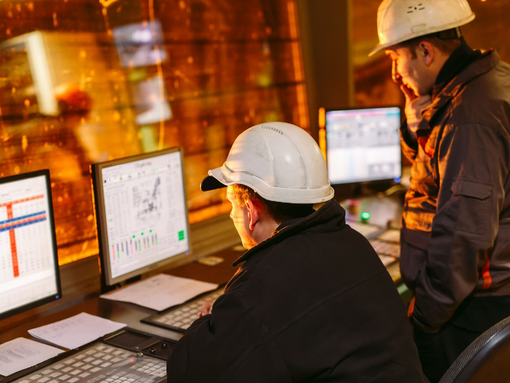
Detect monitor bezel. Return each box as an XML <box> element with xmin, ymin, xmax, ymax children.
<box><xmin>0</xmin><ymin>169</ymin><xmax>62</xmax><ymax>321</ymax></box>
<box><xmin>324</xmin><ymin>105</ymin><xmax>403</xmax><ymax>190</ymax></box>
<box><xmin>91</xmin><ymin>147</ymin><xmax>191</xmax><ymax>291</ymax></box>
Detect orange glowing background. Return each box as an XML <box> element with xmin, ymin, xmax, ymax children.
<box><xmin>0</xmin><ymin>0</ymin><xmax>310</xmax><ymax>265</ymax></box>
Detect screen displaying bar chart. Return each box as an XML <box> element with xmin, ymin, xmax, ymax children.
<box><xmin>100</xmin><ymin>150</ymin><xmax>189</xmax><ymax>280</ymax></box>
<box><xmin>0</xmin><ymin>173</ymin><xmax>60</xmax><ymax>318</ymax></box>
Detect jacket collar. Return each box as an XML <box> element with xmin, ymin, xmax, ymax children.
<box><xmin>432</xmin><ymin>38</ymin><xmax>481</xmax><ymax>99</ymax></box>
<box><xmin>232</xmin><ymin>199</ymin><xmax>345</xmax><ymax>266</ymax></box>
<box><xmin>417</xmin><ymin>50</ymin><xmax>499</xmax><ymax>133</ymax></box>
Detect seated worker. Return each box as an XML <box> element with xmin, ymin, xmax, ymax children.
<box><xmin>167</xmin><ymin>122</ymin><xmax>426</xmax><ymax>382</ymax></box>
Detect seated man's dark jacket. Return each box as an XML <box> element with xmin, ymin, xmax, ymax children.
<box><xmin>167</xmin><ymin>200</ymin><xmax>426</xmax><ymax>382</ymax></box>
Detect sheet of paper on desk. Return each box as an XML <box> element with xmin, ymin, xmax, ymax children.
<box><xmin>0</xmin><ymin>337</ymin><xmax>64</xmax><ymax>376</ymax></box>
<box><xmin>28</xmin><ymin>312</ymin><xmax>126</xmax><ymax>350</ymax></box>
<box><xmin>100</xmin><ymin>274</ymin><xmax>219</xmax><ymax>311</ymax></box>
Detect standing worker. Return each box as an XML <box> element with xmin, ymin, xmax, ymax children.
<box><xmin>371</xmin><ymin>0</ymin><xmax>510</xmax><ymax>381</ymax></box>
<box><xmin>167</xmin><ymin>122</ymin><xmax>426</xmax><ymax>382</ymax></box>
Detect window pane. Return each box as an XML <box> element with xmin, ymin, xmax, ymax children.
<box><xmin>0</xmin><ymin>0</ymin><xmax>309</xmax><ymax>264</ymax></box>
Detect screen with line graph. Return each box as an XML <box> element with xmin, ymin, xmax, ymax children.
<box><xmin>0</xmin><ymin>170</ymin><xmax>61</xmax><ymax>320</ymax></box>
<box><xmin>92</xmin><ymin>147</ymin><xmax>190</xmax><ymax>289</ymax></box>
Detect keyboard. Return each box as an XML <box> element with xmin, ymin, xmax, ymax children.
<box><xmin>377</xmin><ymin>253</ymin><xmax>398</xmax><ymax>267</ymax></box>
<box><xmin>9</xmin><ymin>342</ymin><xmax>166</xmax><ymax>383</ymax></box>
<box><xmin>143</xmin><ymin>287</ymin><xmax>224</xmax><ymax>332</ymax></box>
<box><xmin>347</xmin><ymin>221</ymin><xmax>382</xmax><ymax>238</ymax></box>
<box><xmin>376</xmin><ymin>229</ymin><xmax>400</xmax><ymax>243</ymax></box>
<box><xmin>370</xmin><ymin>238</ymin><xmax>401</xmax><ymax>258</ymax></box>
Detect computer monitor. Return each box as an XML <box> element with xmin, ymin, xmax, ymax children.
<box><xmin>91</xmin><ymin>148</ymin><xmax>191</xmax><ymax>291</ymax></box>
<box><xmin>0</xmin><ymin>169</ymin><xmax>61</xmax><ymax>321</ymax></box>
<box><xmin>324</xmin><ymin>106</ymin><xmax>402</xmax><ymax>198</ymax></box>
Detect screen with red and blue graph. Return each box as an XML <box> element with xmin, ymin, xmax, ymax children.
<box><xmin>0</xmin><ymin>173</ymin><xmax>60</xmax><ymax>317</ymax></box>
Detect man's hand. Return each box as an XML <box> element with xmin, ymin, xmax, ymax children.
<box><xmin>401</xmin><ymin>84</ymin><xmax>432</xmax><ymax>141</ymax></box>
<box><xmin>198</xmin><ymin>302</ymin><xmax>213</xmax><ymax>318</ymax></box>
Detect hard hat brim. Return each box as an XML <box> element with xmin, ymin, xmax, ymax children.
<box><xmin>201</xmin><ymin>164</ymin><xmax>335</xmax><ymax>204</ymax></box>
<box><xmin>200</xmin><ymin>174</ymin><xmax>227</xmax><ymax>191</ymax></box>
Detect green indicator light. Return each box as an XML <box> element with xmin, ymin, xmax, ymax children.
<box><xmin>141</xmin><ymin>232</ymin><xmax>144</xmax><ymax>236</ymax></box>
<box><xmin>178</xmin><ymin>230</ymin><xmax>185</xmax><ymax>241</ymax></box>
<box><xmin>361</xmin><ymin>212</ymin><xmax>371</xmax><ymax>220</ymax></box>
<box><xmin>150</xmin><ymin>230</ymin><xmax>152</xmax><ymax>233</ymax></box>
<box><xmin>132</xmin><ymin>235</ymin><xmax>135</xmax><ymax>238</ymax></box>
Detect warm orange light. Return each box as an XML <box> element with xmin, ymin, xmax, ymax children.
<box><xmin>0</xmin><ymin>0</ymin><xmax>312</xmax><ymax>268</ymax></box>
<box><xmin>188</xmin><ymin>201</ymin><xmax>231</xmax><ymax>225</ymax></box>
<box><xmin>288</xmin><ymin>1</ymin><xmax>310</xmax><ymax>130</ymax></box>
<box><xmin>318</xmin><ymin>107</ymin><xmax>325</xmax><ymax>128</ymax></box>
<box><xmin>318</xmin><ymin>107</ymin><xmax>327</xmax><ymax>161</ymax></box>
<box><xmin>59</xmin><ymin>246</ymin><xmax>98</xmax><ymax>266</ymax></box>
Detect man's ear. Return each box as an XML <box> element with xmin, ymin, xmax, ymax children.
<box><xmin>417</xmin><ymin>41</ymin><xmax>435</xmax><ymax>66</ymax></box>
<box><xmin>245</xmin><ymin>199</ymin><xmax>261</xmax><ymax>231</ymax></box>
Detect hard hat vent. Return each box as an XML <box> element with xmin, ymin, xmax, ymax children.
<box><xmin>260</xmin><ymin>125</ymin><xmax>284</xmax><ymax>135</ymax></box>
<box><xmin>406</xmin><ymin>3</ymin><xmax>426</xmax><ymax>13</ymax></box>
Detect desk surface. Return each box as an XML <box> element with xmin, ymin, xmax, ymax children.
<box><xmin>0</xmin><ymin>195</ymin><xmax>405</xmax><ymax>380</ymax></box>
<box><xmin>0</xmin><ymin>246</ymin><xmax>244</xmax><ymax>346</ymax></box>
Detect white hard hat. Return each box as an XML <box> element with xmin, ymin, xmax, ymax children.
<box><xmin>369</xmin><ymin>0</ymin><xmax>475</xmax><ymax>56</ymax></box>
<box><xmin>201</xmin><ymin>122</ymin><xmax>334</xmax><ymax>204</ymax></box>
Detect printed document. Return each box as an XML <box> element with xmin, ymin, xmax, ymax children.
<box><xmin>0</xmin><ymin>337</ymin><xmax>63</xmax><ymax>376</ymax></box>
<box><xmin>28</xmin><ymin>312</ymin><xmax>126</xmax><ymax>349</ymax></box>
<box><xmin>100</xmin><ymin>274</ymin><xmax>219</xmax><ymax>311</ymax></box>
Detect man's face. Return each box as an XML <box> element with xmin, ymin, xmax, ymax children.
<box><xmin>386</xmin><ymin>46</ymin><xmax>430</xmax><ymax>96</ymax></box>
<box><xmin>226</xmin><ymin>186</ymin><xmax>257</xmax><ymax>250</ymax></box>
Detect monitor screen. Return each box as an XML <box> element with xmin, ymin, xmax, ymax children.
<box><xmin>91</xmin><ymin>148</ymin><xmax>190</xmax><ymax>288</ymax></box>
<box><xmin>0</xmin><ymin>170</ymin><xmax>61</xmax><ymax>320</ymax></box>
<box><xmin>325</xmin><ymin>106</ymin><xmax>402</xmax><ymax>185</ymax></box>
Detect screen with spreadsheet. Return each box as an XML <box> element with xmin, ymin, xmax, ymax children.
<box><xmin>325</xmin><ymin>107</ymin><xmax>402</xmax><ymax>185</ymax></box>
<box><xmin>0</xmin><ymin>170</ymin><xmax>61</xmax><ymax>320</ymax></box>
<box><xmin>92</xmin><ymin>148</ymin><xmax>190</xmax><ymax>288</ymax></box>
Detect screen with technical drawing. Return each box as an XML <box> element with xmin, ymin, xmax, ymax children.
<box><xmin>92</xmin><ymin>148</ymin><xmax>190</xmax><ymax>287</ymax></box>
<box><xmin>0</xmin><ymin>170</ymin><xmax>61</xmax><ymax>320</ymax></box>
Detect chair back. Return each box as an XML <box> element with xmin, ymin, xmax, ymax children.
<box><xmin>439</xmin><ymin>315</ymin><xmax>510</xmax><ymax>383</ymax></box>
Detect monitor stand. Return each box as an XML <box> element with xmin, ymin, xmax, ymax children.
<box><xmin>100</xmin><ymin>272</ymin><xmax>142</xmax><ymax>294</ymax></box>
<box><xmin>333</xmin><ymin>180</ymin><xmax>405</xmax><ymax>202</ymax></box>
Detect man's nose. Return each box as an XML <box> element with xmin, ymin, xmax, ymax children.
<box><xmin>391</xmin><ymin>61</ymin><xmax>402</xmax><ymax>83</ymax></box>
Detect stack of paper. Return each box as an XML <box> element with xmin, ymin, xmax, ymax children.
<box><xmin>100</xmin><ymin>274</ymin><xmax>219</xmax><ymax>311</ymax></box>
<box><xmin>0</xmin><ymin>337</ymin><xmax>63</xmax><ymax>376</ymax></box>
<box><xmin>28</xmin><ymin>312</ymin><xmax>126</xmax><ymax>350</ymax></box>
